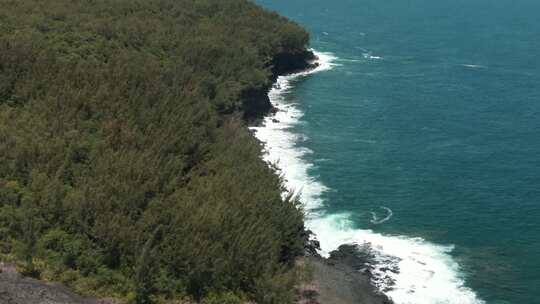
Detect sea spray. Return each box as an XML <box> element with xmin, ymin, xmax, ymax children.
<box><xmin>251</xmin><ymin>51</ymin><xmax>485</xmax><ymax>304</ymax></box>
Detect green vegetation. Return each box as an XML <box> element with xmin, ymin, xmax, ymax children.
<box><xmin>0</xmin><ymin>0</ymin><xmax>311</xmax><ymax>302</ymax></box>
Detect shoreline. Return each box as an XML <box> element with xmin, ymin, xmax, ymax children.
<box><xmin>0</xmin><ymin>48</ymin><xmax>345</xmax><ymax>304</ymax></box>
<box><xmin>253</xmin><ymin>51</ymin><xmax>394</xmax><ymax>304</ymax></box>
<box><xmin>0</xmin><ymin>37</ymin><xmax>390</xmax><ymax>304</ymax></box>
<box><xmin>252</xmin><ymin>47</ymin><xmax>486</xmax><ymax>304</ymax></box>
<box><xmin>242</xmin><ymin>49</ymin><xmax>318</xmax><ymax>123</ymax></box>
<box><xmin>297</xmin><ymin>245</ymin><xmax>393</xmax><ymax>304</ymax></box>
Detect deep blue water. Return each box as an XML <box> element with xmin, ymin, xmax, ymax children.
<box><xmin>257</xmin><ymin>1</ymin><xmax>540</xmax><ymax>303</ymax></box>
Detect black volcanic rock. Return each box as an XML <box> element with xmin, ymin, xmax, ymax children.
<box><xmin>303</xmin><ymin>229</ymin><xmax>322</xmax><ymax>258</ymax></box>
<box><xmin>242</xmin><ymin>49</ymin><xmax>317</xmax><ymax>122</ymax></box>
<box><xmin>271</xmin><ymin>50</ymin><xmax>318</xmax><ymax>78</ymax></box>
<box><xmin>319</xmin><ymin>244</ymin><xmax>394</xmax><ymax>304</ymax></box>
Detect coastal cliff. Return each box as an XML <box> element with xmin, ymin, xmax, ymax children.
<box><xmin>0</xmin><ymin>0</ymin><xmax>315</xmax><ymax>302</ymax></box>
<box><xmin>0</xmin><ymin>0</ymin><xmax>391</xmax><ymax>303</ymax></box>
<box><xmin>0</xmin><ymin>49</ymin><xmax>391</xmax><ymax>304</ymax></box>
<box><xmin>242</xmin><ymin>50</ymin><xmax>317</xmax><ymax>122</ymax></box>
<box><xmin>0</xmin><ymin>47</ymin><xmax>315</xmax><ymax>304</ymax></box>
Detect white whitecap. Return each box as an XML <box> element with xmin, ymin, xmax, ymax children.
<box><xmin>460</xmin><ymin>64</ymin><xmax>488</xmax><ymax>69</ymax></box>
<box><xmin>338</xmin><ymin>58</ymin><xmax>363</xmax><ymax>63</ymax></box>
<box><xmin>363</xmin><ymin>51</ymin><xmax>384</xmax><ymax>60</ymax></box>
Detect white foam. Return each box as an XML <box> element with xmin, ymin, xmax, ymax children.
<box><xmin>363</xmin><ymin>51</ymin><xmax>384</xmax><ymax>60</ymax></box>
<box><xmin>461</xmin><ymin>64</ymin><xmax>488</xmax><ymax>69</ymax></box>
<box><xmin>338</xmin><ymin>58</ymin><xmax>363</xmax><ymax>63</ymax></box>
<box><xmin>251</xmin><ymin>50</ymin><xmax>485</xmax><ymax>304</ymax></box>
<box><xmin>370</xmin><ymin>206</ymin><xmax>393</xmax><ymax>224</ymax></box>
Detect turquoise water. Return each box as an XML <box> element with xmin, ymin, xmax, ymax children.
<box><xmin>256</xmin><ymin>1</ymin><xmax>540</xmax><ymax>303</ymax></box>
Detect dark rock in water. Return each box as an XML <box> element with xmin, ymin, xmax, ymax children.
<box><xmin>382</xmin><ymin>287</ymin><xmax>393</xmax><ymax>293</ymax></box>
<box><xmin>272</xmin><ymin>118</ymin><xmax>280</xmax><ymax>123</ymax></box>
<box><xmin>329</xmin><ymin>244</ymin><xmax>376</xmax><ymax>271</ymax></box>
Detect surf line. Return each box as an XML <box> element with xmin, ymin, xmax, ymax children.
<box><xmin>251</xmin><ymin>49</ymin><xmax>485</xmax><ymax>304</ymax></box>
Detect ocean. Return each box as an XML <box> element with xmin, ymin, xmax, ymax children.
<box><xmin>253</xmin><ymin>1</ymin><xmax>540</xmax><ymax>303</ymax></box>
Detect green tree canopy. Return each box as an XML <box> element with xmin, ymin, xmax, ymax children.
<box><xmin>0</xmin><ymin>0</ymin><xmax>310</xmax><ymax>303</ymax></box>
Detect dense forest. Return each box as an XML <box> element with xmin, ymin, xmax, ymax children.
<box><xmin>0</xmin><ymin>0</ymin><xmax>314</xmax><ymax>303</ymax></box>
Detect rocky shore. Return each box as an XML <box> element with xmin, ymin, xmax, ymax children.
<box><xmin>0</xmin><ymin>263</ymin><xmax>116</xmax><ymax>304</ymax></box>
<box><xmin>298</xmin><ymin>235</ymin><xmax>393</xmax><ymax>304</ymax></box>
<box><xmin>242</xmin><ymin>49</ymin><xmax>318</xmax><ymax>122</ymax></box>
